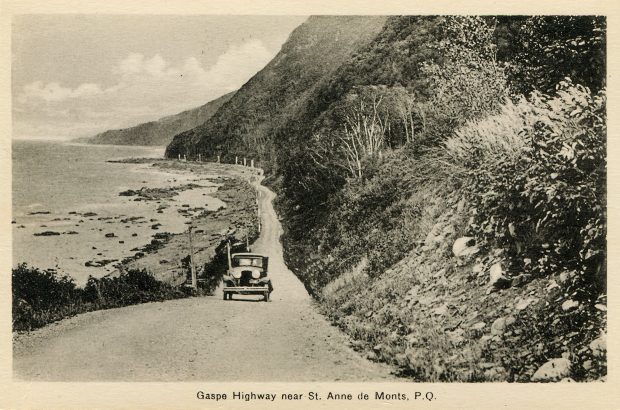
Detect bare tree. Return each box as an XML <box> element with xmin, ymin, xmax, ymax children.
<box><xmin>339</xmin><ymin>90</ymin><xmax>389</xmax><ymax>178</ymax></box>
<box><xmin>389</xmin><ymin>86</ymin><xmax>417</xmax><ymax>143</ymax></box>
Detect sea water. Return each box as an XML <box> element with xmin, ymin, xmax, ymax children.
<box><xmin>12</xmin><ymin>140</ymin><xmax>222</xmax><ymax>285</ymax></box>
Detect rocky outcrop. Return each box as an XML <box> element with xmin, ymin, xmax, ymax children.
<box><xmin>531</xmin><ymin>358</ymin><xmax>571</xmax><ymax>382</ymax></box>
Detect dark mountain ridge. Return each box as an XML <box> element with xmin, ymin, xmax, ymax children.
<box><xmin>82</xmin><ymin>91</ymin><xmax>234</xmax><ymax>146</ymax></box>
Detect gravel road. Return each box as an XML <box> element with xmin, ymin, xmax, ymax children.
<box><xmin>13</xmin><ymin>171</ymin><xmax>394</xmax><ymax>382</ymax></box>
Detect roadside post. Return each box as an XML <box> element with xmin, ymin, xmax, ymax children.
<box><xmin>257</xmin><ymin>194</ymin><xmax>261</xmax><ymax>233</ymax></box>
<box><xmin>187</xmin><ymin>223</ymin><xmax>197</xmax><ymax>291</ymax></box>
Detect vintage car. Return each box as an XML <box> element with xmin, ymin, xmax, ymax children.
<box><xmin>222</xmin><ymin>252</ymin><xmax>273</xmax><ymax>301</ymax></box>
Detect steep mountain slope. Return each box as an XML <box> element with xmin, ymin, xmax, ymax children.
<box><xmin>165</xmin><ymin>16</ymin><xmax>388</xmax><ymax>165</ymax></box>
<box><xmin>164</xmin><ymin>16</ymin><xmax>606</xmax><ymax>382</ymax></box>
<box><xmin>84</xmin><ymin>91</ymin><xmax>234</xmax><ymax>146</ymax></box>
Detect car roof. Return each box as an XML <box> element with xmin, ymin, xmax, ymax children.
<box><xmin>231</xmin><ymin>253</ymin><xmax>266</xmax><ymax>258</ymax></box>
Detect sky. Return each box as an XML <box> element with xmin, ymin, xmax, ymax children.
<box><xmin>12</xmin><ymin>15</ymin><xmax>307</xmax><ymax>140</ymax></box>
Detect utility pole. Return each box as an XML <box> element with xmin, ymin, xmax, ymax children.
<box><xmin>257</xmin><ymin>194</ymin><xmax>261</xmax><ymax>233</ymax></box>
<box><xmin>188</xmin><ymin>224</ymin><xmax>197</xmax><ymax>291</ymax></box>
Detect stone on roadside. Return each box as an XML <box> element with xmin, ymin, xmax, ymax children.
<box><xmin>424</xmin><ymin>223</ymin><xmax>444</xmax><ymax>246</ymax></box>
<box><xmin>433</xmin><ymin>304</ymin><xmax>448</xmax><ymax>316</ymax></box>
<box><xmin>489</xmin><ymin>263</ymin><xmax>511</xmax><ymax>289</ymax></box>
<box><xmin>452</xmin><ymin>237</ymin><xmax>479</xmax><ymax>258</ymax></box>
<box><xmin>589</xmin><ymin>334</ymin><xmax>606</xmax><ymax>357</ymax></box>
<box><xmin>515</xmin><ymin>298</ymin><xmax>534</xmax><ymax>311</ymax></box>
<box><xmin>471</xmin><ymin>321</ymin><xmax>486</xmax><ymax>331</ymax></box>
<box><xmin>558</xmin><ymin>271</ymin><xmax>575</xmax><ymax>284</ymax></box>
<box><xmin>531</xmin><ymin>358</ymin><xmax>571</xmax><ymax>382</ymax></box>
<box><xmin>561</xmin><ymin>299</ymin><xmax>579</xmax><ymax>311</ymax></box>
<box><xmin>491</xmin><ymin>317</ymin><xmax>507</xmax><ymax>336</ymax></box>
<box><xmin>511</xmin><ymin>273</ymin><xmax>532</xmax><ymax>287</ymax></box>
<box><xmin>472</xmin><ymin>263</ymin><xmax>484</xmax><ymax>275</ymax></box>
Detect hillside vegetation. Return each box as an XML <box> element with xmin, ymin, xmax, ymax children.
<box><xmin>165</xmin><ymin>16</ymin><xmax>606</xmax><ymax>382</ymax></box>
<box><xmin>166</xmin><ymin>16</ymin><xmax>388</xmax><ymax>167</ymax></box>
<box><xmin>83</xmin><ymin>92</ymin><xmax>234</xmax><ymax>146</ymax></box>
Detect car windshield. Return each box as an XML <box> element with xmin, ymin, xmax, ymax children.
<box><xmin>233</xmin><ymin>257</ymin><xmax>263</xmax><ymax>268</ymax></box>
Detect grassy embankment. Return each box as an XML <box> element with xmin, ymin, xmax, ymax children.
<box><xmin>282</xmin><ymin>83</ymin><xmax>606</xmax><ymax>382</ymax></box>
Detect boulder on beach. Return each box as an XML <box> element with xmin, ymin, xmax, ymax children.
<box><xmin>85</xmin><ymin>259</ymin><xmax>118</xmax><ymax>268</ymax></box>
<box><xmin>33</xmin><ymin>231</ymin><xmax>61</xmax><ymax>236</ymax></box>
<box><xmin>33</xmin><ymin>231</ymin><xmax>60</xmax><ymax>236</ymax></box>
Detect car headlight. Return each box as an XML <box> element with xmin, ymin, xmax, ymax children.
<box><xmin>231</xmin><ymin>270</ymin><xmax>241</xmax><ymax>279</ymax></box>
<box><xmin>251</xmin><ymin>271</ymin><xmax>260</xmax><ymax>279</ymax></box>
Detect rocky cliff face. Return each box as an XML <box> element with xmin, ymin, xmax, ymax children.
<box><xmin>83</xmin><ymin>91</ymin><xmax>234</xmax><ymax>146</ymax></box>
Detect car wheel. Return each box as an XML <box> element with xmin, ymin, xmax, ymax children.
<box><xmin>264</xmin><ymin>291</ymin><xmax>269</xmax><ymax>302</ymax></box>
<box><xmin>223</xmin><ymin>292</ymin><xmax>228</xmax><ymax>300</ymax></box>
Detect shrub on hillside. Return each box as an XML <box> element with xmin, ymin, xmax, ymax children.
<box><xmin>507</xmin><ymin>16</ymin><xmax>606</xmax><ymax>95</ymax></box>
<box><xmin>444</xmin><ymin>81</ymin><xmax>606</xmax><ymax>285</ymax></box>
<box><xmin>83</xmin><ymin>269</ymin><xmax>189</xmax><ymax>308</ymax></box>
<box><xmin>13</xmin><ymin>264</ymin><xmax>190</xmax><ymax>331</ymax></box>
<box><xmin>12</xmin><ymin>264</ymin><xmax>84</xmax><ymax>331</ymax></box>
<box><xmin>419</xmin><ymin>16</ymin><xmax>509</xmax><ymax>145</ymax></box>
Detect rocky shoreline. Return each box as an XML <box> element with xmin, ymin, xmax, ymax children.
<box><xmin>119</xmin><ymin>161</ymin><xmax>261</xmax><ymax>286</ymax></box>
<box><xmin>13</xmin><ymin>158</ymin><xmax>261</xmax><ymax>289</ymax></box>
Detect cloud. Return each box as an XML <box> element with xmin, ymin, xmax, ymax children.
<box><xmin>19</xmin><ymin>81</ymin><xmax>103</xmax><ymax>103</ymax></box>
<box><xmin>14</xmin><ymin>39</ymin><xmax>274</xmax><ymax>139</ymax></box>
